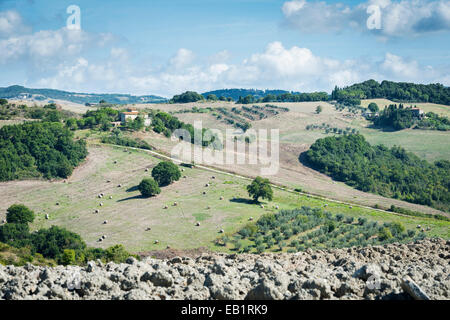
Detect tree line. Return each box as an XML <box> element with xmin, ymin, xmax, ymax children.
<box><xmin>0</xmin><ymin>121</ymin><xmax>87</xmax><ymax>181</ymax></box>
<box><xmin>332</xmin><ymin>80</ymin><xmax>450</xmax><ymax>106</ymax></box>
<box><xmin>304</xmin><ymin>134</ymin><xmax>450</xmax><ymax>212</ymax></box>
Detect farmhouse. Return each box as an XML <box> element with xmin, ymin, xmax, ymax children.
<box><xmin>119</xmin><ymin>108</ymin><xmax>152</xmax><ymax>126</ymax></box>
<box><xmin>120</xmin><ymin>108</ymin><xmax>139</xmax><ymax>123</ymax></box>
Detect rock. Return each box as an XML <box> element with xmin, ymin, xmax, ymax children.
<box><xmin>302</xmin><ymin>278</ymin><xmax>332</xmax><ymax>299</ymax></box>
<box><xmin>149</xmin><ymin>271</ymin><xmax>173</xmax><ymax>287</ymax></box>
<box><xmin>245</xmin><ymin>279</ymin><xmax>284</xmax><ymax>300</ymax></box>
<box><xmin>0</xmin><ymin>238</ymin><xmax>446</xmax><ymax>300</ymax></box>
<box><xmin>401</xmin><ymin>276</ymin><xmax>431</xmax><ymax>300</ymax></box>
<box><xmin>354</xmin><ymin>263</ymin><xmax>382</xmax><ymax>281</ymax></box>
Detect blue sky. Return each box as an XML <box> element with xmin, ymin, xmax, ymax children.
<box><xmin>0</xmin><ymin>0</ymin><xmax>449</xmax><ymax>97</ymax></box>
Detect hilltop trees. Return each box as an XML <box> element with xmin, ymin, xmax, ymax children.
<box><xmin>138</xmin><ymin>178</ymin><xmax>161</xmax><ymax>197</ymax></box>
<box><xmin>152</xmin><ymin>161</ymin><xmax>181</xmax><ymax>186</ymax></box>
<box><xmin>237</xmin><ymin>92</ymin><xmax>329</xmax><ymax>104</ymax></box>
<box><xmin>170</xmin><ymin>91</ymin><xmax>205</xmax><ymax>103</ymax></box>
<box><xmin>332</xmin><ymin>80</ymin><xmax>450</xmax><ymax>105</ymax></box>
<box><xmin>206</xmin><ymin>94</ymin><xmax>218</xmax><ymax>101</ymax></box>
<box><xmin>247</xmin><ymin>176</ymin><xmax>273</xmax><ymax>203</ymax></box>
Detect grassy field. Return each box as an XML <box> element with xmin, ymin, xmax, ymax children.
<box><xmin>0</xmin><ymin>144</ymin><xmax>448</xmax><ymax>254</ymax></box>
<box><xmin>131</xmin><ymin>101</ymin><xmax>449</xmax><ymax>216</ymax></box>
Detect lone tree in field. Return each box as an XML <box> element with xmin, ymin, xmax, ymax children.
<box><xmin>151</xmin><ymin>161</ymin><xmax>181</xmax><ymax>186</ymax></box>
<box><xmin>247</xmin><ymin>176</ymin><xmax>273</xmax><ymax>203</ymax></box>
<box><xmin>6</xmin><ymin>204</ymin><xmax>35</xmax><ymax>224</ymax></box>
<box><xmin>368</xmin><ymin>102</ymin><xmax>379</xmax><ymax>113</ymax></box>
<box><xmin>315</xmin><ymin>105</ymin><xmax>323</xmax><ymax>114</ymax></box>
<box><xmin>138</xmin><ymin>178</ymin><xmax>161</xmax><ymax>197</ymax></box>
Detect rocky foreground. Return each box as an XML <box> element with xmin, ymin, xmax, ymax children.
<box><xmin>0</xmin><ymin>238</ymin><xmax>449</xmax><ymax>300</ymax></box>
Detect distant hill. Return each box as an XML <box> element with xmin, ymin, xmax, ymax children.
<box><xmin>201</xmin><ymin>89</ymin><xmax>299</xmax><ymax>101</ymax></box>
<box><xmin>0</xmin><ymin>85</ymin><xmax>168</xmax><ymax>105</ymax></box>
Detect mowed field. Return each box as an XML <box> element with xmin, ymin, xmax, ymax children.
<box><xmin>0</xmin><ymin>144</ymin><xmax>448</xmax><ymax>254</ymax></box>
<box><xmin>130</xmin><ymin>101</ymin><xmax>450</xmax><ymax>217</ymax></box>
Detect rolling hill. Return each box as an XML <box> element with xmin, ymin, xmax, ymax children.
<box><xmin>0</xmin><ymin>85</ymin><xmax>168</xmax><ymax>105</ymax></box>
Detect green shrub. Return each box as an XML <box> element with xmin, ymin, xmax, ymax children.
<box><xmin>138</xmin><ymin>178</ymin><xmax>161</xmax><ymax>197</ymax></box>
<box><xmin>105</xmin><ymin>244</ymin><xmax>132</xmax><ymax>263</ymax></box>
<box><xmin>152</xmin><ymin>161</ymin><xmax>181</xmax><ymax>186</ymax></box>
<box><xmin>60</xmin><ymin>249</ymin><xmax>76</xmax><ymax>265</ymax></box>
<box><xmin>6</xmin><ymin>204</ymin><xmax>35</xmax><ymax>224</ymax></box>
<box><xmin>247</xmin><ymin>176</ymin><xmax>273</xmax><ymax>202</ymax></box>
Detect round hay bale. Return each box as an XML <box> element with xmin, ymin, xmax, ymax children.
<box><xmin>145</xmin><ymin>168</ymin><xmax>149</xmax><ymax>172</ymax></box>
<box><xmin>195</xmin><ymin>222</ymin><xmax>200</xmax><ymax>226</ymax></box>
<box><xmin>98</xmin><ymin>194</ymin><xmax>103</xmax><ymax>198</ymax></box>
<box><xmin>202</xmin><ymin>191</ymin><xmax>206</xmax><ymax>195</ymax></box>
<box><xmin>183</xmin><ymin>176</ymin><xmax>187</xmax><ymax>179</ymax></box>
<box><xmin>118</xmin><ymin>184</ymin><xmax>122</xmax><ymax>188</ymax></box>
<box><xmin>103</xmin><ymin>220</ymin><xmax>108</xmax><ymax>224</ymax></box>
<box><xmin>275</xmin><ymin>205</ymin><xmax>279</xmax><ymax>210</ymax></box>
<box><xmin>99</xmin><ymin>203</ymin><xmax>103</xmax><ymax>207</ymax></box>
<box><xmin>260</xmin><ymin>204</ymin><xmax>264</xmax><ymax>208</ymax></box>
<box><xmin>349</xmin><ymin>206</ymin><xmax>353</xmax><ymax>209</ymax></box>
<box><xmin>107</xmin><ymin>180</ymin><xmax>111</xmax><ymax>183</ymax></box>
<box><xmin>146</xmin><ymin>227</ymin><xmax>151</xmax><ymax>231</ymax></box>
<box><xmin>205</xmin><ymin>183</ymin><xmax>209</xmax><ymax>187</ymax></box>
<box><xmin>206</xmin><ymin>206</ymin><xmax>211</xmax><ymax>210</ymax></box>
<box><xmin>181</xmin><ymin>168</ymin><xmax>185</xmax><ymax>172</ymax></box>
<box><xmin>220</xmin><ymin>196</ymin><xmax>224</xmax><ymax>200</ymax></box>
<box><xmin>219</xmin><ymin>229</ymin><xmax>224</xmax><ymax>233</ymax></box>
<box><xmin>154</xmin><ymin>240</ymin><xmax>159</xmax><ymax>244</ymax></box>
<box><xmin>421</xmin><ymin>228</ymin><xmax>425</xmax><ymax>232</ymax></box>
<box><xmin>173</xmin><ymin>202</ymin><xmax>178</xmax><ymax>206</ymax></box>
<box><xmin>249</xmin><ymin>217</ymin><xmax>254</xmax><ymax>221</ymax></box>
<box><xmin>166</xmin><ymin>245</ymin><xmax>171</xmax><ymax>249</ymax></box>
<box><xmin>102</xmin><ymin>235</ymin><xmax>106</xmax><ymax>239</ymax></box>
<box><xmin>98</xmin><ymin>238</ymin><xmax>103</xmax><ymax>242</ymax></box>
<box><xmin>211</xmin><ymin>176</ymin><xmax>216</xmax><ymax>179</ymax></box>
<box><xmin>95</xmin><ymin>209</ymin><xmax>99</xmax><ymax>214</ymax></box>
<box><xmin>114</xmin><ymin>160</ymin><xmax>117</xmax><ymax>164</ymax></box>
<box><xmin>417</xmin><ymin>225</ymin><xmax>421</xmax><ymax>229</ymax></box>
<box><xmin>163</xmin><ymin>205</ymin><xmax>168</xmax><ymax>209</ymax></box>
<box><xmin>2</xmin><ymin>219</ymin><xmax>6</xmax><ymax>224</ymax></box>
<box><xmin>45</xmin><ymin>214</ymin><xmax>49</xmax><ymax>220</ymax></box>
<box><xmin>109</xmin><ymin>196</ymin><xmax>113</xmax><ymax>199</ymax></box>
<box><xmin>56</xmin><ymin>202</ymin><xmax>59</xmax><ymax>206</ymax></box>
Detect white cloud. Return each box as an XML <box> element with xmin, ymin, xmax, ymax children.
<box><xmin>282</xmin><ymin>0</ymin><xmax>450</xmax><ymax>37</ymax></box>
<box><xmin>0</xmin><ymin>10</ymin><xmax>29</xmax><ymax>38</ymax></box>
<box><xmin>169</xmin><ymin>48</ymin><xmax>195</xmax><ymax>70</ymax></box>
<box><xmin>282</xmin><ymin>0</ymin><xmax>306</xmax><ymax>17</ymax></box>
<box><xmin>27</xmin><ymin>41</ymin><xmax>450</xmax><ymax>97</ymax></box>
<box><xmin>381</xmin><ymin>53</ymin><xmax>420</xmax><ymax>79</ymax></box>
<box><xmin>0</xmin><ymin>25</ymin><xmax>114</xmax><ymax>65</ymax></box>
